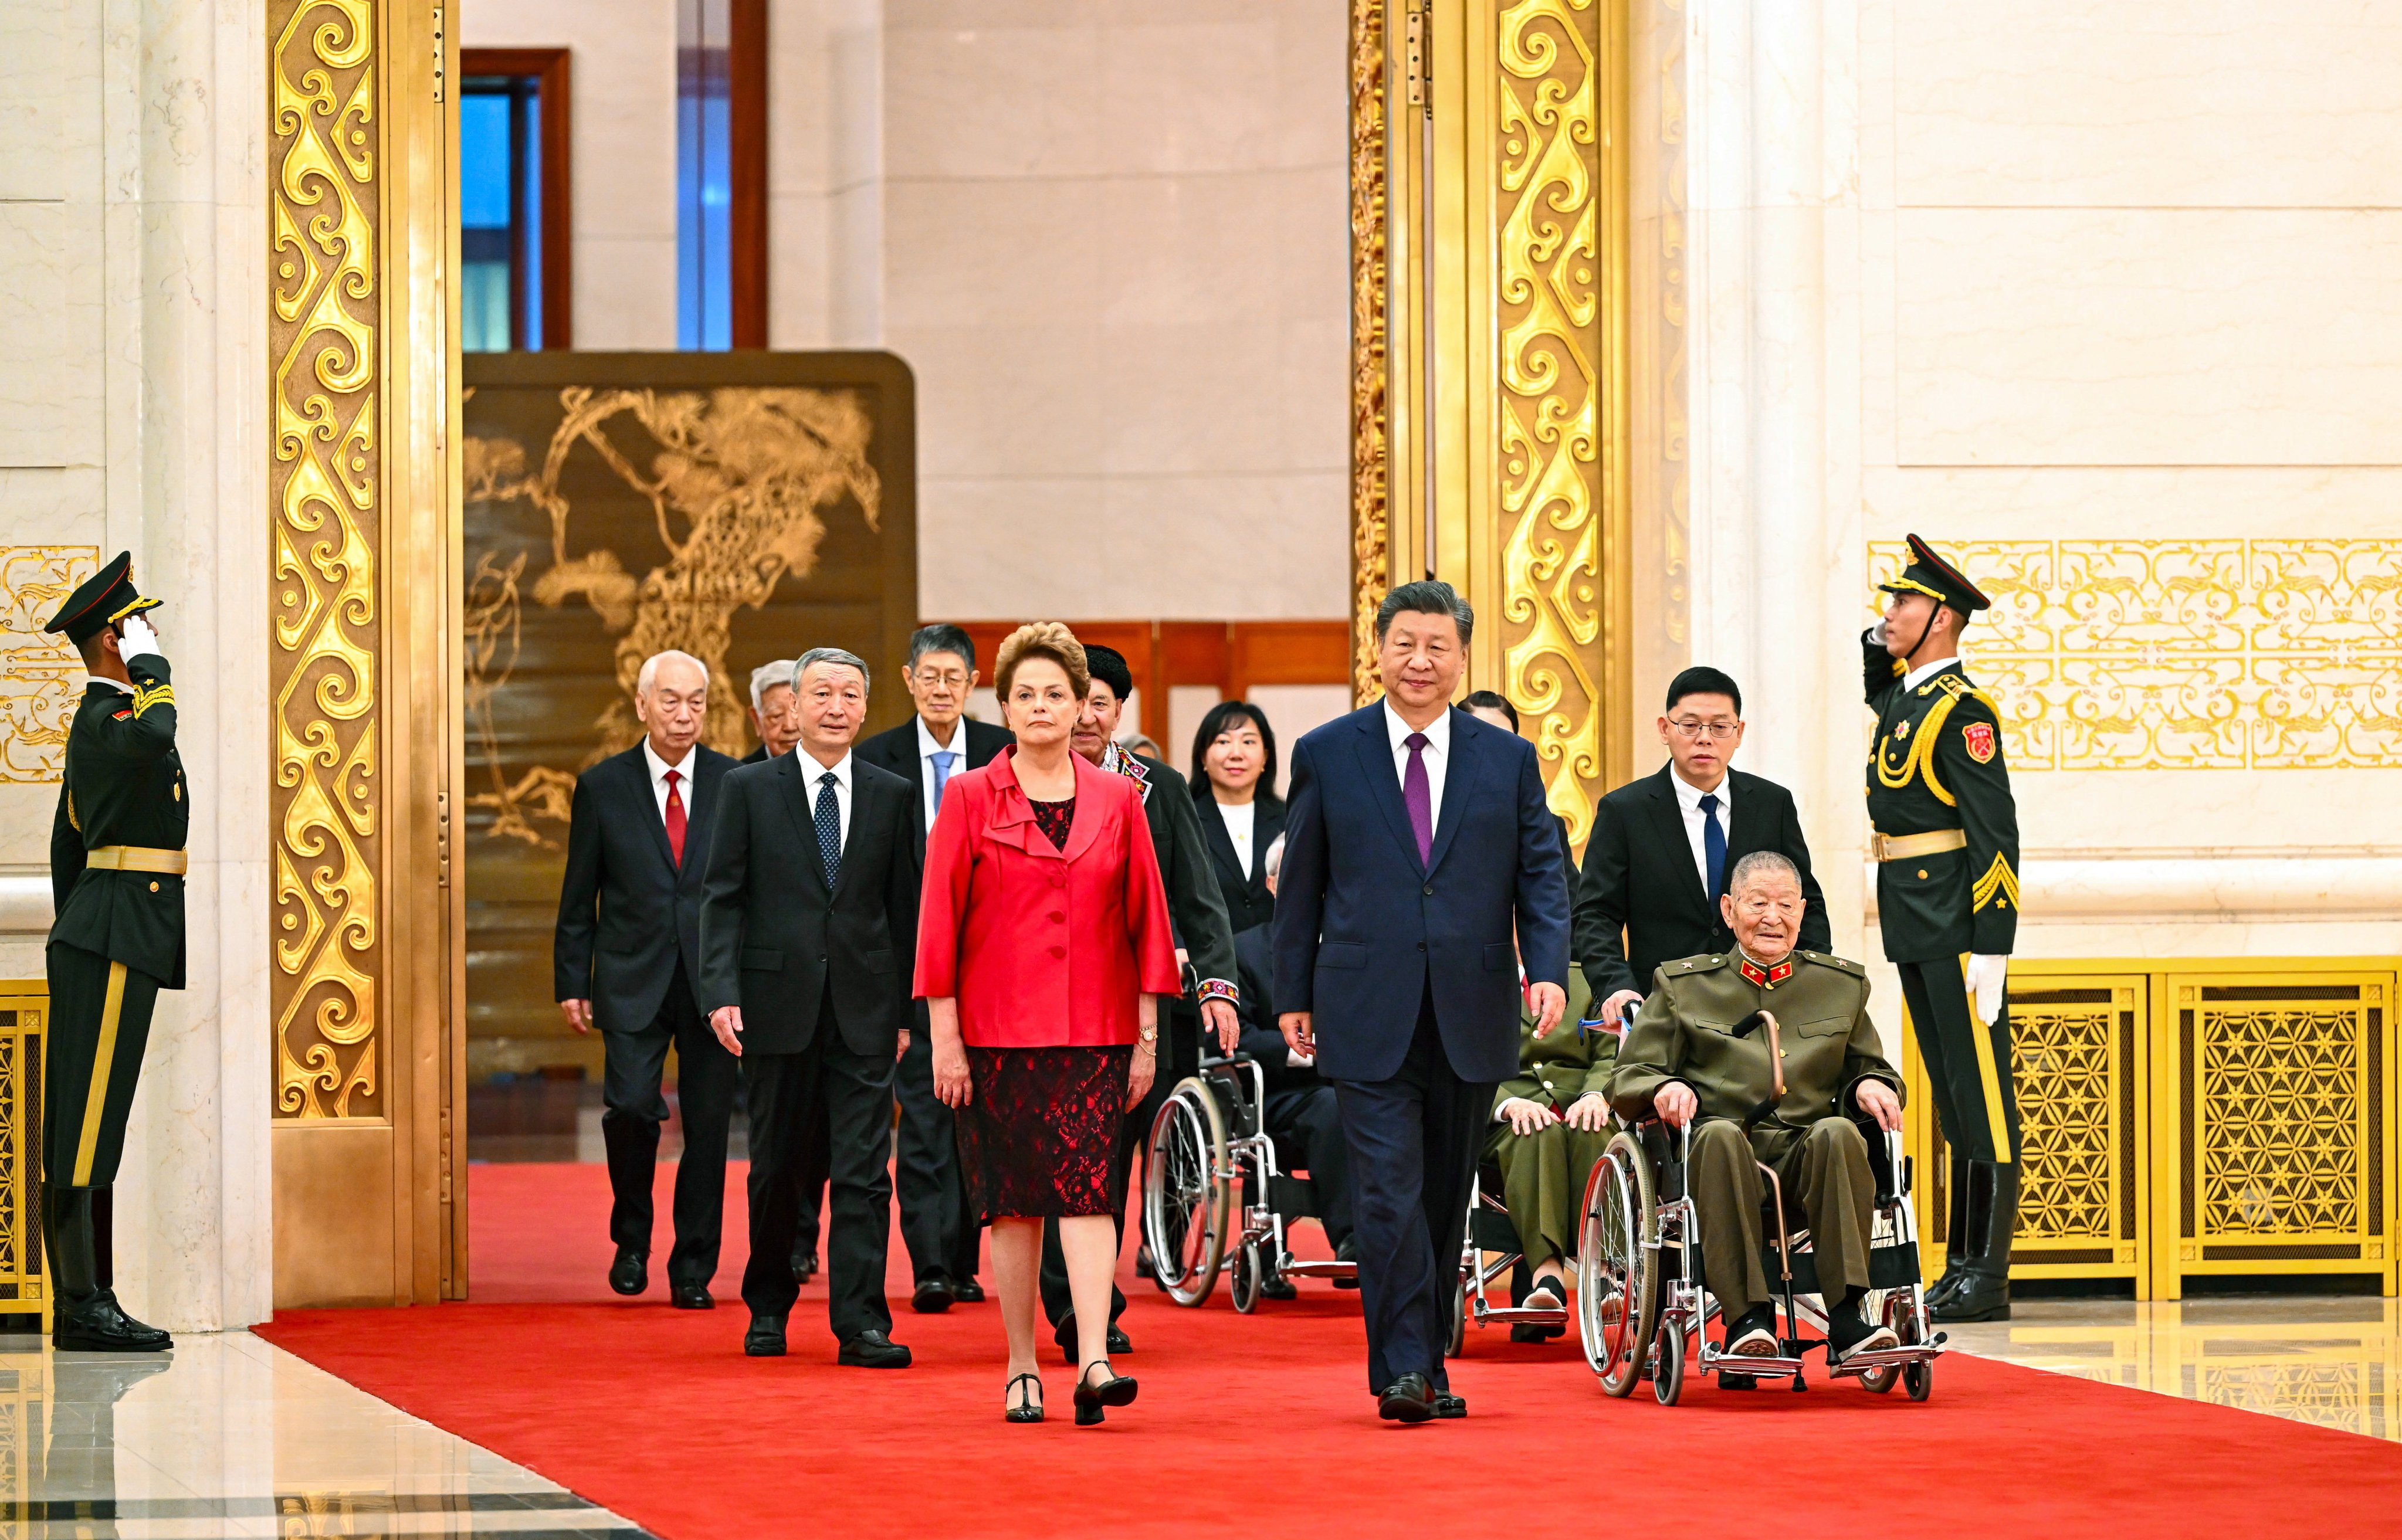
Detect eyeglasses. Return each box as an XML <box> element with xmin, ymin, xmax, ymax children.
<box><xmin>1668</xmin><ymin>718</ymin><xmax>1740</xmax><ymax>742</ymax></box>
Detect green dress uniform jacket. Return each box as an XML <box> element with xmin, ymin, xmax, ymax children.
<box><xmin>1607</xmin><ymin>949</ymin><xmax>1901</xmax><ymax>1151</ymax></box>
<box><xmin>1862</xmin><ymin>635</ymin><xmax>2018</xmax><ymax>963</ymax></box>
<box><xmin>50</xmin><ymin>656</ymin><xmax>188</xmax><ymax>989</ymax></box>
<box><xmin>1485</xmin><ymin>965</ymin><xmax>1612</xmax><ymax>1270</ymax></box>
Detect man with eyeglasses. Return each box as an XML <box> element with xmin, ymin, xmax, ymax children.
<box><xmin>1573</xmin><ymin>664</ymin><xmax>1830</xmax><ymax>1033</ymax></box>
<box><xmin>856</xmin><ymin>623</ymin><xmax>1014</xmax><ymax>1311</ymax></box>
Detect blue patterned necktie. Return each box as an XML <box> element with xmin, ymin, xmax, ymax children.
<box><xmin>930</xmin><ymin>749</ymin><xmax>957</xmax><ymax>813</ymax></box>
<box><xmin>815</xmin><ymin>771</ymin><xmax>843</xmax><ymax>888</ymax></box>
<box><xmin>1699</xmin><ymin>791</ymin><xmax>1726</xmax><ymax>904</ymax></box>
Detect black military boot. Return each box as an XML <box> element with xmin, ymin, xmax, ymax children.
<box><xmin>48</xmin><ymin>1186</ymin><xmax>171</xmax><ymax>1353</ymax></box>
<box><xmin>1923</xmin><ymin>1158</ymin><xmax>1973</xmax><ymax>1308</ymax></box>
<box><xmin>1933</xmin><ymin>1162</ymin><xmax>2015</xmax><ymax>1323</ymax></box>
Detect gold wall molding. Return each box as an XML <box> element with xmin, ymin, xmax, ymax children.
<box><xmin>0</xmin><ymin>547</ymin><xmax>98</xmax><ymax>783</ymax></box>
<box><xmin>269</xmin><ymin>0</ymin><xmax>382</xmax><ymax>1121</ymax></box>
<box><xmin>1349</xmin><ymin>0</ymin><xmax>1390</xmax><ymax>704</ymax></box>
<box><xmin>1351</xmin><ymin>0</ymin><xmax>1633</xmax><ymax>826</ymax></box>
<box><xmin>1871</xmin><ymin>538</ymin><xmax>2402</xmax><ymax>771</ymax></box>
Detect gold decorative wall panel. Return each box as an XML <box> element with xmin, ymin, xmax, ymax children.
<box><xmin>1868</xmin><ymin>538</ymin><xmax>2402</xmax><ymax>770</ymax></box>
<box><xmin>0</xmin><ymin>987</ymin><xmax>46</xmax><ymax>1322</ymax></box>
<box><xmin>2010</xmin><ymin>978</ymin><xmax>2144</xmax><ymax>1281</ymax></box>
<box><xmin>1352</xmin><ymin>0</ymin><xmax>1632</xmax><ymax>822</ymax></box>
<box><xmin>270</xmin><ymin>0</ymin><xmax>384</xmax><ymax>1121</ymax></box>
<box><xmin>0</xmin><ymin>548</ymin><xmax>98</xmax><ymax>783</ymax></box>
<box><xmin>1349</xmin><ymin>0</ymin><xmax>1390</xmax><ymax>703</ymax></box>
<box><xmin>1494</xmin><ymin>0</ymin><xmax>1620</xmax><ymax>840</ymax></box>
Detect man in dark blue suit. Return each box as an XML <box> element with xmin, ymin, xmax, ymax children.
<box><xmin>1273</xmin><ymin>581</ymin><xmax>1572</xmax><ymax>1423</ymax></box>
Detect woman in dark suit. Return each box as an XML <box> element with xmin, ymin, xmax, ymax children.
<box><xmin>917</xmin><ymin>623</ymin><xmax>1181</xmax><ymax>1427</ymax></box>
<box><xmin>1187</xmin><ymin>700</ymin><xmax>1285</xmax><ymax>936</ymax></box>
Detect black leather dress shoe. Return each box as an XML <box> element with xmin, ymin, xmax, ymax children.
<box><xmin>793</xmin><ymin>1250</ymin><xmax>819</xmax><ymax>1283</ymax></box>
<box><xmin>838</xmin><ymin>1329</ymin><xmax>913</xmax><ymax>1369</ymax></box>
<box><xmin>1378</xmin><ymin>1372</ymin><xmax>1436</xmax><ymax>1424</ymax></box>
<box><xmin>1433</xmin><ymin>1392</ymin><xmax>1467</xmax><ymax>1420</ymax></box>
<box><xmin>1109</xmin><ymin>1324</ymin><xmax>1132</xmax><ymax>1355</ymax></box>
<box><xmin>912</xmin><ymin>1277</ymin><xmax>955</xmax><ymax>1314</ymax></box>
<box><xmin>745</xmin><ymin>1315</ymin><xmax>787</xmax><ymax>1356</ymax></box>
<box><xmin>1333</xmin><ymin>1236</ymin><xmax>1361</xmax><ymax>1290</ymax></box>
<box><xmin>54</xmin><ymin>1293</ymin><xmax>172</xmax><ymax>1354</ymax></box>
<box><xmin>608</xmin><ymin>1249</ymin><xmax>648</xmax><ymax>1297</ymax></box>
<box><xmin>670</xmin><ymin>1281</ymin><xmax>714</xmax><ymax>1310</ymax></box>
<box><xmin>1261</xmin><ymin>1273</ymin><xmax>1298</xmax><ymax>1301</ymax></box>
<box><xmin>951</xmin><ymin>1276</ymin><xmax>985</xmax><ymax>1304</ymax></box>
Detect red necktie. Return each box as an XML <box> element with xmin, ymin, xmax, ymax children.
<box><xmin>663</xmin><ymin>768</ymin><xmax>687</xmax><ymax>867</ymax></box>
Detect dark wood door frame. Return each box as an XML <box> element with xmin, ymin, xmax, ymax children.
<box><xmin>729</xmin><ymin>0</ymin><xmax>770</xmax><ymax>347</ymax></box>
<box><xmin>460</xmin><ymin>46</ymin><xmax>574</xmax><ymax>349</ymax></box>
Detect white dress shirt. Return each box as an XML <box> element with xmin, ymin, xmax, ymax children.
<box><xmin>85</xmin><ymin>674</ymin><xmax>132</xmax><ymax>697</ymax></box>
<box><xmin>1383</xmin><ymin>700</ymin><xmax>1452</xmax><ymax>837</ymax></box>
<box><xmin>1218</xmin><ymin>797</ymin><xmax>1256</xmax><ymax>877</ymax></box>
<box><xmin>641</xmin><ymin>739</ymin><xmax>699</xmax><ymax>826</ymax></box>
<box><xmin>1902</xmin><ymin>654</ymin><xmax>1959</xmax><ymax>693</ymax></box>
<box><xmin>914</xmin><ymin>714</ymin><xmax>966</xmax><ymax>829</ymax></box>
<box><xmin>1668</xmin><ymin>767</ymin><xmax>1730</xmax><ymax>899</ymax></box>
<box><xmin>797</xmin><ymin>747</ymin><xmax>855</xmax><ymax>851</ymax></box>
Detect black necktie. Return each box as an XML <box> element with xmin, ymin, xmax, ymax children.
<box><xmin>815</xmin><ymin>772</ymin><xmax>842</xmax><ymax>887</ymax></box>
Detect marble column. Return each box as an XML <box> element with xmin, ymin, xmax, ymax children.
<box><xmin>103</xmin><ymin>0</ymin><xmax>273</xmax><ymax>1334</ymax></box>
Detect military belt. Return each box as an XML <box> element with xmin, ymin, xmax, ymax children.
<box><xmin>1869</xmin><ymin>829</ymin><xmax>1965</xmax><ymax>863</ymax></box>
<box><xmin>85</xmin><ymin>845</ymin><xmax>188</xmax><ymax>875</ymax></box>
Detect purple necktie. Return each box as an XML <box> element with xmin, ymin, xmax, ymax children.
<box><xmin>1402</xmin><ymin>731</ymin><xmax>1433</xmax><ymax>866</ymax></box>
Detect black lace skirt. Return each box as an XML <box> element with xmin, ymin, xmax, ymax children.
<box><xmin>956</xmin><ymin>1045</ymin><xmax>1132</xmax><ymax>1220</ymax></box>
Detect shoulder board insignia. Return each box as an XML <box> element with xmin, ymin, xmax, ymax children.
<box><xmin>1963</xmin><ymin>721</ymin><xmax>1997</xmax><ymax>763</ymax></box>
<box><xmin>1797</xmin><ymin>950</ymin><xmax>1867</xmax><ymax>977</ymax></box>
<box><xmin>1671</xmin><ymin>954</ymin><xmax>1728</xmax><ymax>975</ymax></box>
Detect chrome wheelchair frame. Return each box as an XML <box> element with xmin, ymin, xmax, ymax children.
<box><xmin>1577</xmin><ymin>1115</ymin><xmax>1945</xmax><ymax>1405</ymax></box>
<box><xmin>1141</xmin><ymin>1053</ymin><xmax>1357</xmax><ymax>1311</ymax></box>
<box><xmin>1446</xmin><ymin>1170</ymin><xmax>1574</xmax><ymax>1354</ymax></box>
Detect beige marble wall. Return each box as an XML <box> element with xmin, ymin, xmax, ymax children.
<box><xmin>880</xmin><ymin>0</ymin><xmax>1352</xmax><ymax>622</ymax></box>
<box><xmin>0</xmin><ymin>0</ymin><xmax>273</xmax><ymax>1331</ymax></box>
<box><xmin>463</xmin><ymin>0</ymin><xmax>680</xmax><ymax>348</ymax></box>
<box><xmin>1682</xmin><ymin>0</ymin><xmax>2402</xmax><ymax>967</ymax></box>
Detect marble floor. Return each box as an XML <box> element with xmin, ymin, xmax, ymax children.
<box><xmin>1944</xmin><ymin>1295</ymin><xmax>2401</xmax><ymax>1444</ymax></box>
<box><xmin>0</xmin><ymin>1331</ymin><xmax>649</xmax><ymax>1539</ymax></box>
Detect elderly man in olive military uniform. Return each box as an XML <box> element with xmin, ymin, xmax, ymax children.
<box><xmin>42</xmin><ymin>553</ymin><xmax>185</xmax><ymax>1353</ymax></box>
<box><xmin>1609</xmin><ymin>852</ymin><xmax>1905</xmax><ymax>1365</ymax></box>
<box><xmin>1485</xmin><ymin>964</ymin><xmax>1609</xmax><ymax>1341</ymax></box>
<box><xmin>1865</xmin><ymin>534</ymin><xmax>2021</xmax><ymax>1323</ymax></box>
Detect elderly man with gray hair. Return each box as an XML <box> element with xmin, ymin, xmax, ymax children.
<box><xmin>1606</xmin><ymin>849</ymin><xmax>1907</xmax><ymax>1365</ymax></box>
<box><xmin>700</xmin><ymin>646</ymin><xmax>924</xmax><ymax>1367</ymax></box>
<box><xmin>554</xmin><ymin>649</ymin><xmax>741</xmax><ymax>1306</ymax></box>
<box><xmin>743</xmin><ymin>659</ymin><xmax>801</xmax><ymax>762</ymax></box>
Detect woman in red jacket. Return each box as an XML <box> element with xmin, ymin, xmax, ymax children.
<box><xmin>917</xmin><ymin>622</ymin><xmax>1181</xmax><ymax>1426</ymax></box>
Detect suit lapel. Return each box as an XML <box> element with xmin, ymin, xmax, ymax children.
<box><xmin>777</xmin><ymin>754</ymin><xmax>834</xmax><ymax>898</ymax></box>
<box><xmin>1195</xmin><ymin>795</ymin><xmax>1248</xmax><ymax>891</ymax></box>
<box><xmin>1060</xmin><ymin>752</ymin><xmax>1109</xmax><ymax>866</ymax></box>
<box><xmin>829</xmin><ymin>770</ymin><xmax>876</xmax><ymax>904</ymax></box>
<box><xmin>1723</xmin><ymin>770</ymin><xmax>1770</xmax><ymax>867</ymax></box>
<box><xmin>676</xmin><ymin>753</ymin><xmax>725</xmax><ymax>891</ymax></box>
<box><xmin>1351</xmin><ymin>709</ymin><xmax>1426</xmax><ymax>875</ymax></box>
<box><xmin>1647</xmin><ymin>767</ymin><xmax>1711</xmax><ymax>917</ymax></box>
<box><xmin>1424</xmin><ymin>711</ymin><xmax>1475</xmax><ymax>878</ymax></box>
<box><xmin>627</xmin><ymin>750</ymin><xmax>679</xmax><ymax>875</ymax></box>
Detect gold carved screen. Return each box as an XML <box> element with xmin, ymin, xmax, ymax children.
<box><xmin>2010</xmin><ymin>978</ymin><xmax>2145</xmax><ymax>1284</ymax></box>
<box><xmin>460</xmin><ymin>353</ymin><xmax>917</xmax><ymax>1087</ymax></box>
<box><xmin>267</xmin><ymin>0</ymin><xmax>461</xmax><ymax>1308</ymax></box>
<box><xmin>1868</xmin><ymin>538</ymin><xmax>2402</xmax><ymax>770</ymax></box>
<box><xmin>1354</xmin><ymin>0</ymin><xmax>1633</xmax><ymax>839</ymax></box>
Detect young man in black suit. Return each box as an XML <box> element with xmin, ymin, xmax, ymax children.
<box><xmin>852</xmin><ymin>623</ymin><xmax>1012</xmax><ymax>1311</ymax></box>
<box><xmin>553</xmin><ymin>650</ymin><xmax>741</xmax><ymax>1307</ymax></box>
<box><xmin>1573</xmin><ymin>665</ymin><xmax>1831</xmax><ymax>1027</ymax></box>
<box><xmin>699</xmin><ymin>647</ymin><xmax>921</xmax><ymax>1368</ymax></box>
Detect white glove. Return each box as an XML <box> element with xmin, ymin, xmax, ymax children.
<box><xmin>116</xmin><ymin>615</ymin><xmax>163</xmax><ymax>663</ymax></box>
<box><xmin>1964</xmin><ymin>954</ymin><xmax>2007</xmax><ymax>1027</ymax></box>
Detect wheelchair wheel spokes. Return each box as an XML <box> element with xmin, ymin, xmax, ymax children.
<box><xmin>1581</xmin><ymin>1131</ymin><xmax>1656</xmax><ymax>1398</ymax></box>
<box><xmin>1141</xmin><ymin>1078</ymin><xmax>1232</xmax><ymax>1307</ymax></box>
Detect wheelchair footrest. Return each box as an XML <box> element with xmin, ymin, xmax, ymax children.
<box><xmin>1473</xmin><ymin>1304</ymin><xmax>1569</xmax><ymax>1325</ymax></box>
<box><xmin>1825</xmin><ymin>1342</ymin><xmax>1944</xmax><ymax>1376</ymax></box>
<box><xmin>1699</xmin><ymin>1345</ymin><xmax>1809</xmax><ymax>1379</ymax></box>
<box><xmin>1279</xmin><ymin>1259</ymin><xmax>1356</xmax><ymax>1280</ymax></box>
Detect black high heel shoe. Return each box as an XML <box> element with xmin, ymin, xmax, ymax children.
<box><xmin>1004</xmin><ymin>1372</ymin><xmax>1044</xmax><ymax>1424</ymax></box>
<box><xmin>1073</xmin><ymin>1361</ymin><xmax>1138</xmax><ymax>1426</ymax></box>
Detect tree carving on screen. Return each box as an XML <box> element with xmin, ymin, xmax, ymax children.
<box><xmin>466</xmin><ymin>387</ymin><xmax>879</xmax><ymax>847</ymax></box>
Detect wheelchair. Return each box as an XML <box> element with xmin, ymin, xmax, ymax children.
<box><xmin>1446</xmin><ymin>1168</ymin><xmax>1573</xmax><ymax>1354</ymax></box>
<box><xmin>1141</xmin><ymin>1053</ymin><xmax>1358</xmax><ymax>1310</ymax></box>
<box><xmin>1576</xmin><ymin>1114</ymin><xmax>1944</xmax><ymax>1405</ymax></box>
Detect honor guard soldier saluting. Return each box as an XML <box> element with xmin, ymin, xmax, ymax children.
<box><xmin>1866</xmin><ymin>535</ymin><xmax>2020</xmax><ymax>1324</ymax></box>
<box><xmin>43</xmin><ymin>553</ymin><xmax>182</xmax><ymax>1353</ymax></box>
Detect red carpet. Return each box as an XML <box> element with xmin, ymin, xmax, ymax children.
<box><xmin>259</xmin><ymin>1162</ymin><xmax>2402</xmax><ymax>1539</ymax></box>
